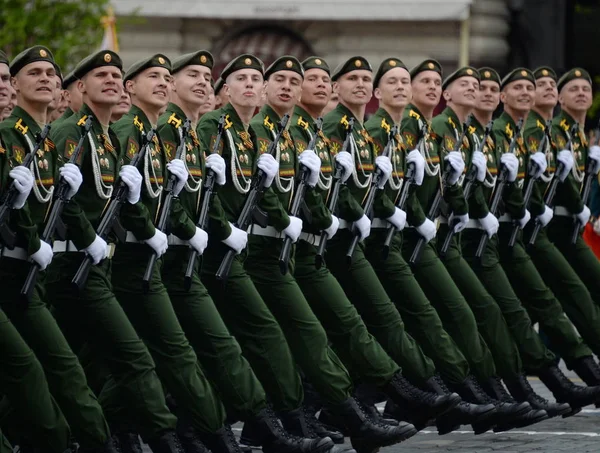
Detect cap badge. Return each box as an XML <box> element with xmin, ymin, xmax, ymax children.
<box><xmin>158</xmin><ymin>57</ymin><xmax>166</xmax><ymax>65</ymax></box>
<box><xmin>104</xmin><ymin>53</ymin><xmax>112</xmax><ymax>63</ymax></box>
<box><xmin>200</xmin><ymin>55</ymin><xmax>207</xmax><ymax>64</ymax></box>
<box><xmin>286</xmin><ymin>60</ymin><xmax>293</xmax><ymax>68</ymax></box>
<box><xmin>484</xmin><ymin>71</ymin><xmax>491</xmax><ymax>78</ymax></box>
<box><xmin>244</xmin><ymin>58</ymin><xmax>252</xmax><ymax>65</ymax></box>
<box><xmin>315</xmin><ymin>58</ymin><xmax>322</xmax><ymax>65</ymax></box>
<box><xmin>521</xmin><ymin>70</ymin><xmax>527</xmax><ymax>77</ymax></box>
<box><xmin>466</xmin><ymin>69</ymin><xmax>473</xmax><ymax>75</ymax></box>
<box><xmin>40</xmin><ymin>49</ymin><xmax>48</xmax><ymax>57</ymax></box>
<box><xmin>389</xmin><ymin>60</ymin><xmax>397</xmax><ymax>67</ymax></box>
<box><xmin>575</xmin><ymin>70</ymin><xmax>582</xmax><ymax>77</ymax></box>
<box><xmin>355</xmin><ymin>60</ymin><xmax>362</xmax><ymax>68</ymax></box>
<box><xmin>542</xmin><ymin>69</ymin><xmax>548</xmax><ymax>76</ymax></box>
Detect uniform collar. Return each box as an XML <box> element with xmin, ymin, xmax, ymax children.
<box><xmin>441</xmin><ymin>106</ymin><xmax>463</xmax><ymax>133</ymax></box>
<box><xmin>293</xmin><ymin>105</ymin><xmax>316</xmax><ymax>129</ymax></box>
<box><xmin>10</xmin><ymin>105</ymin><xmax>42</xmax><ymax>136</ymax></box>
<box><xmin>165</xmin><ymin>102</ymin><xmax>187</xmax><ymax>120</ymax></box>
<box><xmin>221</xmin><ymin>102</ymin><xmax>247</xmax><ymax>131</ymax></box>
<box><xmin>127</xmin><ymin>104</ymin><xmax>152</xmax><ymax>133</ymax></box>
<box><xmin>333</xmin><ymin>102</ymin><xmax>364</xmax><ymax>128</ymax></box>
<box><xmin>78</xmin><ymin>103</ymin><xmax>105</xmax><ymax>136</ymax></box>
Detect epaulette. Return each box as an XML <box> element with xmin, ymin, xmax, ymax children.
<box><xmin>263</xmin><ymin>116</ymin><xmax>275</xmax><ymax>131</ymax></box>
<box><xmin>133</xmin><ymin>115</ymin><xmax>144</xmax><ymax>132</ymax></box>
<box><xmin>14</xmin><ymin>118</ymin><xmax>28</xmax><ymax>135</ymax></box>
<box><xmin>224</xmin><ymin>114</ymin><xmax>233</xmax><ymax>130</ymax></box>
<box><xmin>297</xmin><ymin>116</ymin><xmax>309</xmax><ymax>131</ymax></box>
<box><xmin>409</xmin><ymin>109</ymin><xmax>420</xmax><ymax>120</ymax></box>
<box><xmin>505</xmin><ymin>123</ymin><xmax>513</xmax><ymax>139</ymax></box>
<box><xmin>167</xmin><ymin>112</ymin><xmax>183</xmax><ymax>129</ymax></box>
<box><xmin>380</xmin><ymin>118</ymin><xmax>391</xmax><ymax>135</ymax></box>
<box><xmin>536</xmin><ymin>119</ymin><xmax>545</xmax><ymax>131</ymax></box>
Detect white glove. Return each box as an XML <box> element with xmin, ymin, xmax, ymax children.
<box><xmin>222</xmin><ymin>222</ymin><xmax>248</xmax><ymax>254</ymax></box>
<box><xmin>206</xmin><ymin>154</ymin><xmax>226</xmax><ymax>186</ymax></box>
<box><xmin>593</xmin><ymin>217</ymin><xmax>600</xmax><ymax>235</ymax></box>
<box><xmin>517</xmin><ymin>209</ymin><xmax>531</xmax><ymax>229</ymax></box>
<box><xmin>444</xmin><ymin>151</ymin><xmax>465</xmax><ymax>185</ymax></box>
<box><xmin>500</xmin><ymin>153</ymin><xmax>519</xmax><ymax>182</ymax></box>
<box><xmin>386</xmin><ymin>207</ymin><xmax>407</xmax><ymax>231</ymax></box>
<box><xmin>324</xmin><ymin>215</ymin><xmax>340</xmax><ymax>238</ymax></box>
<box><xmin>576</xmin><ymin>205</ymin><xmax>591</xmax><ymax>227</ymax></box>
<box><xmin>528</xmin><ymin>152</ymin><xmax>547</xmax><ymax>179</ymax></box>
<box><xmin>334</xmin><ymin>151</ymin><xmax>354</xmax><ymax>183</ymax></box>
<box><xmin>82</xmin><ymin>235</ymin><xmax>109</xmax><ymax>265</ymax></box>
<box><xmin>30</xmin><ymin>240</ymin><xmax>53</xmax><ymax>270</ymax></box>
<box><xmin>9</xmin><ymin>166</ymin><xmax>34</xmax><ymax>209</ymax></box>
<box><xmin>556</xmin><ymin>150</ymin><xmax>574</xmax><ymax>182</ymax></box>
<box><xmin>478</xmin><ymin>212</ymin><xmax>499</xmax><ymax>238</ymax></box>
<box><xmin>449</xmin><ymin>213</ymin><xmax>469</xmax><ymax>233</ymax></box>
<box><xmin>415</xmin><ymin>218</ymin><xmax>436</xmax><ymax>243</ymax></box>
<box><xmin>144</xmin><ymin>229</ymin><xmax>168</xmax><ymax>257</ymax></box>
<box><xmin>59</xmin><ymin>163</ymin><xmax>83</xmax><ymax>200</ymax></box>
<box><xmin>119</xmin><ymin>165</ymin><xmax>142</xmax><ymax>204</ymax></box>
<box><xmin>257</xmin><ymin>153</ymin><xmax>279</xmax><ymax>188</ymax></box>
<box><xmin>375</xmin><ymin>156</ymin><xmax>392</xmax><ymax>189</ymax></box>
<box><xmin>588</xmin><ymin>145</ymin><xmax>600</xmax><ymax>174</ymax></box>
<box><xmin>537</xmin><ymin>205</ymin><xmax>554</xmax><ymax>227</ymax></box>
<box><xmin>166</xmin><ymin>159</ymin><xmax>188</xmax><ymax>196</ymax></box>
<box><xmin>353</xmin><ymin>214</ymin><xmax>371</xmax><ymax>240</ymax></box>
<box><xmin>298</xmin><ymin>150</ymin><xmax>321</xmax><ymax>188</ymax></box>
<box><xmin>406</xmin><ymin>150</ymin><xmax>425</xmax><ymax>186</ymax></box>
<box><xmin>188</xmin><ymin>227</ymin><xmax>208</xmax><ymax>254</ymax></box>
<box><xmin>471</xmin><ymin>151</ymin><xmax>487</xmax><ymax>183</ymax></box>
<box><xmin>282</xmin><ymin>216</ymin><xmax>303</xmax><ymax>243</ymax></box>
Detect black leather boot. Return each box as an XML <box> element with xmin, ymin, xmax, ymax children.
<box><xmin>200</xmin><ymin>425</ymin><xmax>244</xmax><ymax>453</ymax></box>
<box><xmin>539</xmin><ymin>364</ymin><xmax>600</xmax><ymax>409</ymax></box>
<box><xmin>77</xmin><ymin>436</ymin><xmax>121</xmax><ymax>453</ymax></box>
<box><xmin>504</xmin><ymin>373</ymin><xmax>572</xmax><ymax>418</ymax></box>
<box><xmin>175</xmin><ymin>419</ymin><xmax>211</xmax><ymax>453</ymax></box>
<box><xmin>114</xmin><ymin>432</ymin><xmax>143</xmax><ymax>453</ymax></box>
<box><xmin>571</xmin><ymin>356</ymin><xmax>600</xmax><ymax>409</ymax></box>
<box><xmin>147</xmin><ymin>431</ymin><xmax>185</xmax><ymax>453</ymax></box>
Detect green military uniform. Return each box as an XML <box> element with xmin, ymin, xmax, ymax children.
<box><xmin>0</xmin><ymin>46</ymin><xmax>111</xmax><ymax>449</ymax></box>
<box><xmin>110</xmin><ymin>53</ymin><xmax>226</xmax><ymax>436</ymax></box>
<box><xmin>47</xmin><ymin>50</ymin><xmax>178</xmax><ymax>442</ymax></box>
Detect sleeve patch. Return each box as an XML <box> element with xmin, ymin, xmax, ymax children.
<box><xmin>209</xmin><ymin>134</ymin><xmax>224</xmax><ymax>154</ymax></box>
<box><xmin>11</xmin><ymin>146</ymin><xmax>25</xmax><ymax>164</ymax></box>
<box><xmin>127</xmin><ymin>137</ymin><xmax>139</xmax><ymax>158</ymax></box>
<box><xmin>257</xmin><ymin>137</ymin><xmax>271</xmax><ymax>154</ymax></box>
<box><xmin>163</xmin><ymin>140</ymin><xmax>177</xmax><ymax>161</ymax></box>
<box><xmin>64</xmin><ymin>139</ymin><xmax>78</xmax><ymax>159</ymax></box>
<box><xmin>403</xmin><ymin>131</ymin><xmax>416</xmax><ymax>148</ymax></box>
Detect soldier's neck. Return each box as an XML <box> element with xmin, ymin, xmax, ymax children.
<box><xmin>17</xmin><ymin>98</ymin><xmax>48</xmax><ymax>125</ymax></box>
<box><xmin>231</xmin><ymin>103</ymin><xmax>255</xmax><ymax>127</ymax></box>
<box><xmin>473</xmin><ymin>109</ymin><xmax>492</xmax><ymax>126</ymax></box>
<box><xmin>447</xmin><ymin>102</ymin><xmax>472</xmax><ymax>125</ymax></box>
<box><xmin>561</xmin><ymin>106</ymin><xmax>586</xmax><ymax>126</ymax></box>
<box><xmin>85</xmin><ymin>99</ymin><xmax>112</xmax><ymax>126</ymax></box>
<box><xmin>339</xmin><ymin>100</ymin><xmax>365</xmax><ymax>123</ymax></box>
<box><xmin>411</xmin><ymin>101</ymin><xmax>434</xmax><ymax>122</ymax></box>
<box><xmin>503</xmin><ymin>105</ymin><xmax>529</xmax><ymax>125</ymax></box>
<box><xmin>380</xmin><ymin>103</ymin><xmax>404</xmax><ymax>125</ymax></box>
<box><xmin>172</xmin><ymin>95</ymin><xmax>200</xmax><ymax>124</ymax></box>
<box><xmin>269</xmin><ymin>103</ymin><xmax>293</xmax><ymax>120</ymax></box>
<box><xmin>532</xmin><ymin>106</ymin><xmax>553</xmax><ymax>121</ymax></box>
<box><xmin>132</xmin><ymin>100</ymin><xmax>161</xmax><ymax>127</ymax></box>
<box><xmin>298</xmin><ymin>102</ymin><xmax>322</xmax><ymax>120</ymax></box>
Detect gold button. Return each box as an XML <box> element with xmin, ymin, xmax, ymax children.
<box><xmin>200</xmin><ymin>55</ymin><xmax>207</xmax><ymax>64</ymax></box>
<box><xmin>40</xmin><ymin>49</ymin><xmax>48</xmax><ymax>57</ymax></box>
<box><xmin>286</xmin><ymin>60</ymin><xmax>293</xmax><ymax>68</ymax></box>
<box><xmin>158</xmin><ymin>57</ymin><xmax>166</xmax><ymax>65</ymax></box>
<box><xmin>355</xmin><ymin>59</ymin><xmax>362</xmax><ymax>67</ymax></box>
<box><xmin>104</xmin><ymin>53</ymin><xmax>112</xmax><ymax>63</ymax></box>
<box><xmin>244</xmin><ymin>58</ymin><xmax>252</xmax><ymax>65</ymax></box>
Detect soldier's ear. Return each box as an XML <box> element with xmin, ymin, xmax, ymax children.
<box><xmin>442</xmin><ymin>89</ymin><xmax>451</xmax><ymax>102</ymax></box>
<box><xmin>373</xmin><ymin>87</ymin><xmax>382</xmax><ymax>101</ymax></box>
<box><xmin>499</xmin><ymin>91</ymin><xmax>507</xmax><ymax>104</ymax></box>
<box><xmin>77</xmin><ymin>79</ymin><xmax>85</xmax><ymax>95</ymax></box>
<box><xmin>332</xmin><ymin>81</ymin><xmax>339</xmax><ymax>94</ymax></box>
<box><xmin>125</xmin><ymin>79</ymin><xmax>135</xmax><ymax>95</ymax></box>
<box><xmin>10</xmin><ymin>76</ymin><xmax>18</xmax><ymax>92</ymax></box>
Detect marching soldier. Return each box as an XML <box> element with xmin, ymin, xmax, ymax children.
<box><xmin>109</xmin><ymin>91</ymin><xmax>131</xmax><ymax>123</ymax></box>
<box><xmin>52</xmin><ymin>70</ymin><xmax>82</xmax><ymax>127</ymax></box>
<box><xmin>213</xmin><ymin>77</ymin><xmax>228</xmax><ymax>110</ymax></box>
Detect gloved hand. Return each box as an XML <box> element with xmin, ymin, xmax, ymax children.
<box><xmin>30</xmin><ymin>240</ymin><xmax>53</xmax><ymax>270</ymax></box>
<box><xmin>334</xmin><ymin>151</ymin><xmax>354</xmax><ymax>183</ymax></box>
<box><xmin>298</xmin><ymin>150</ymin><xmax>321</xmax><ymax>188</ymax></box>
<box><xmin>386</xmin><ymin>207</ymin><xmax>407</xmax><ymax>231</ymax></box>
<box><xmin>9</xmin><ymin>166</ymin><xmax>34</xmax><ymax>209</ymax></box>
<box><xmin>444</xmin><ymin>151</ymin><xmax>465</xmax><ymax>185</ymax></box>
<box><xmin>415</xmin><ymin>218</ymin><xmax>436</xmax><ymax>243</ymax></box>
<box><xmin>536</xmin><ymin>205</ymin><xmax>554</xmax><ymax>227</ymax></box>
<box><xmin>83</xmin><ymin>235</ymin><xmax>109</xmax><ymax>265</ymax></box>
<box><xmin>556</xmin><ymin>150</ymin><xmax>574</xmax><ymax>182</ymax></box>
<box><xmin>500</xmin><ymin>153</ymin><xmax>519</xmax><ymax>182</ymax></box>
<box><xmin>282</xmin><ymin>216</ymin><xmax>303</xmax><ymax>243</ymax></box>
<box><xmin>324</xmin><ymin>214</ymin><xmax>340</xmax><ymax>238</ymax></box>
<box><xmin>167</xmin><ymin>159</ymin><xmax>188</xmax><ymax>196</ymax></box>
<box><xmin>59</xmin><ymin>163</ymin><xmax>83</xmax><ymax>200</ymax></box>
<box><xmin>206</xmin><ymin>153</ymin><xmax>226</xmax><ymax>185</ymax></box>
<box><xmin>188</xmin><ymin>226</ymin><xmax>208</xmax><ymax>254</ymax></box>
<box><xmin>478</xmin><ymin>212</ymin><xmax>499</xmax><ymax>238</ymax></box>
<box><xmin>222</xmin><ymin>222</ymin><xmax>248</xmax><ymax>254</ymax></box>
<box><xmin>576</xmin><ymin>205</ymin><xmax>591</xmax><ymax>227</ymax></box>
<box><xmin>353</xmin><ymin>214</ymin><xmax>371</xmax><ymax>240</ymax></box>
<box><xmin>406</xmin><ymin>149</ymin><xmax>425</xmax><ymax>186</ymax></box>
<box><xmin>593</xmin><ymin>217</ymin><xmax>600</xmax><ymax>235</ymax></box>
<box><xmin>375</xmin><ymin>155</ymin><xmax>392</xmax><ymax>189</ymax></box>
<box><xmin>529</xmin><ymin>152</ymin><xmax>547</xmax><ymax>179</ymax></box>
<box><xmin>471</xmin><ymin>151</ymin><xmax>487</xmax><ymax>182</ymax></box>
<box><xmin>257</xmin><ymin>153</ymin><xmax>279</xmax><ymax>188</ymax></box>
<box><xmin>144</xmin><ymin>229</ymin><xmax>168</xmax><ymax>257</ymax></box>
<box><xmin>119</xmin><ymin>165</ymin><xmax>142</xmax><ymax>204</ymax></box>
<box><xmin>588</xmin><ymin>145</ymin><xmax>600</xmax><ymax>174</ymax></box>
<box><xmin>449</xmin><ymin>213</ymin><xmax>469</xmax><ymax>233</ymax></box>
<box><xmin>517</xmin><ymin>209</ymin><xmax>531</xmax><ymax>229</ymax></box>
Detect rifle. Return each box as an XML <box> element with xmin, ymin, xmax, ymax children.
<box><xmin>72</xmin><ymin>129</ymin><xmax>156</xmax><ymax>291</ymax></box>
<box><xmin>0</xmin><ymin>124</ymin><xmax>51</xmax><ymax>250</ymax></box>
<box><xmin>183</xmin><ymin>115</ymin><xmax>225</xmax><ymax>291</ymax></box>
<box><xmin>440</xmin><ymin>120</ymin><xmax>493</xmax><ymax>256</ymax></box>
<box><xmin>507</xmin><ymin>119</ymin><xmax>551</xmax><ymax>247</ymax></box>
<box><xmin>474</xmin><ymin>118</ymin><xmax>524</xmax><ymax>257</ymax></box>
<box><xmin>20</xmin><ymin>116</ymin><xmax>93</xmax><ymax>302</ymax></box>
<box><xmin>279</xmin><ymin>117</ymin><xmax>323</xmax><ymax>274</ymax></box>
<box><xmin>216</xmin><ymin>114</ymin><xmax>290</xmax><ymax>282</ymax></box>
<box><xmin>409</xmin><ymin>115</ymin><xmax>473</xmax><ymax>264</ymax></box>
<box><xmin>314</xmin><ymin>117</ymin><xmax>355</xmax><ymax>269</ymax></box>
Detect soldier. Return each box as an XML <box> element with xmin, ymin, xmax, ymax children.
<box><xmin>47</xmin><ymin>49</ymin><xmax>184</xmax><ymax>453</ymax></box>
<box><xmin>198</xmin><ymin>82</ymin><xmax>215</xmax><ymax>117</ymax></box>
<box><xmin>1</xmin><ymin>84</ymin><xmax>16</xmax><ymax>121</ymax></box>
<box><xmin>213</xmin><ymin>77</ymin><xmax>228</xmax><ymax>110</ymax></box>
<box><xmin>52</xmin><ymin>70</ymin><xmax>82</xmax><ymax>127</ymax></box>
<box><xmin>47</xmin><ymin>72</ymin><xmax>66</xmax><ymax>122</ymax></box>
<box><xmin>110</xmin><ymin>91</ymin><xmax>131</xmax><ymax>123</ymax></box>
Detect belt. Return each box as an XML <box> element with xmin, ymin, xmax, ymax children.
<box><xmin>299</xmin><ymin>232</ymin><xmax>322</xmax><ymax>246</ymax></box>
<box><xmin>554</xmin><ymin>206</ymin><xmax>571</xmax><ymax>217</ymax></box>
<box><xmin>338</xmin><ymin>219</ymin><xmax>351</xmax><ymax>230</ymax></box>
<box><xmin>53</xmin><ymin>240</ymin><xmax>116</xmax><ymax>259</ymax></box>
<box><xmin>126</xmin><ymin>231</ymin><xmax>143</xmax><ymax>243</ymax></box>
<box><xmin>464</xmin><ymin>219</ymin><xmax>482</xmax><ymax>229</ymax></box>
<box><xmin>249</xmin><ymin>225</ymin><xmax>283</xmax><ymax>239</ymax></box>
<box><xmin>0</xmin><ymin>246</ymin><xmax>28</xmax><ymax>261</ymax></box>
<box><xmin>498</xmin><ymin>214</ymin><xmax>512</xmax><ymax>223</ymax></box>
<box><xmin>167</xmin><ymin>234</ymin><xmax>187</xmax><ymax>246</ymax></box>
<box><xmin>371</xmin><ymin>218</ymin><xmax>389</xmax><ymax>229</ymax></box>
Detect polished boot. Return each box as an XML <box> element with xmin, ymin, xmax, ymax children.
<box><xmin>539</xmin><ymin>364</ymin><xmax>600</xmax><ymax>409</ymax></box>
<box><xmin>504</xmin><ymin>373</ymin><xmax>572</xmax><ymax>418</ymax></box>
<box><xmin>147</xmin><ymin>431</ymin><xmax>185</xmax><ymax>453</ymax></box>
<box><xmin>114</xmin><ymin>432</ymin><xmax>143</xmax><ymax>453</ymax></box>
<box><xmin>200</xmin><ymin>425</ymin><xmax>245</xmax><ymax>453</ymax></box>
<box><xmin>77</xmin><ymin>436</ymin><xmax>121</xmax><ymax>453</ymax></box>
<box><xmin>175</xmin><ymin>420</ymin><xmax>211</xmax><ymax>453</ymax></box>
<box><xmin>571</xmin><ymin>356</ymin><xmax>600</xmax><ymax>386</ymax></box>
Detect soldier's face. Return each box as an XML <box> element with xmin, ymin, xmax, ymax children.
<box><xmin>111</xmin><ymin>91</ymin><xmax>131</xmax><ymax>119</ymax></box>
<box><xmin>225</xmin><ymin>69</ymin><xmax>263</xmax><ymax>109</ymax></box>
<box><xmin>47</xmin><ymin>76</ymin><xmax>62</xmax><ymax>111</ymax></box>
<box><xmin>199</xmin><ymin>88</ymin><xmax>216</xmax><ymax>116</ymax></box>
<box><xmin>68</xmin><ymin>84</ymin><xmax>84</xmax><ymax>112</ymax></box>
<box><xmin>12</xmin><ymin>61</ymin><xmax>56</xmax><ymax>106</ymax></box>
<box><xmin>215</xmin><ymin>90</ymin><xmax>229</xmax><ymax>109</ymax></box>
<box><xmin>559</xmin><ymin>79</ymin><xmax>592</xmax><ymax>113</ymax></box>
<box><xmin>265</xmin><ymin>70</ymin><xmax>303</xmax><ymax>114</ymax></box>
<box><xmin>500</xmin><ymin>80</ymin><xmax>535</xmax><ymax>112</ymax></box>
<box><xmin>334</xmin><ymin>70</ymin><xmax>373</xmax><ymax>107</ymax></box>
<box><xmin>411</xmin><ymin>71</ymin><xmax>442</xmax><ymax>109</ymax></box>
<box><xmin>477</xmin><ymin>81</ymin><xmax>500</xmax><ymax>113</ymax></box>
<box><xmin>535</xmin><ymin>77</ymin><xmax>558</xmax><ymax>110</ymax></box>
<box><xmin>128</xmin><ymin>67</ymin><xmax>172</xmax><ymax>110</ymax></box>
<box><xmin>300</xmin><ymin>68</ymin><xmax>332</xmax><ymax>110</ymax></box>
<box><xmin>374</xmin><ymin>67</ymin><xmax>411</xmax><ymax>109</ymax></box>
<box><xmin>443</xmin><ymin>76</ymin><xmax>479</xmax><ymax>109</ymax></box>
<box><xmin>2</xmin><ymin>86</ymin><xmax>16</xmax><ymax>120</ymax></box>
<box><xmin>0</xmin><ymin>63</ymin><xmax>10</xmax><ymax>109</ymax></box>
<box><xmin>173</xmin><ymin>64</ymin><xmax>211</xmax><ymax>108</ymax></box>
<box><xmin>80</xmin><ymin>66</ymin><xmax>123</xmax><ymax>107</ymax></box>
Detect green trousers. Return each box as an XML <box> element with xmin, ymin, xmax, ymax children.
<box><xmin>402</xmin><ymin>229</ymin><xmax>497</xmax><ymax>382</ymax></box>
<box><xmin>0</xmin><ymin>307</ymin><xmax>71</xmax><ymax>453</ymax></box>
<box><xmin>0</xmin><ymin>258</ymin><xmax>109</xmax><ymax>448</ymax></box>
<box><xmin>45</xmin><ymin>254</ymin><xmax>177</xmax><ymax>442</ymax></box>
<box><xmin>293</xmin><ymin>238</ymin><xmax>400</xmax><ymax>387</ymax></box>
<box><xmin>111</xmin><ymin>243</ymin><xmax>225</xmax><ymax>434</ymax></box>
<box><xmin>202</xmin><ymin>242</ymin><xmax>304</xmax><ymax>412</ymax></box>
<box><xmin>162</xmin><ymin>246</ymin><xmax>267</xmax><ymax>420</ymax></box>
<box><xmin>461</xmin><ymin>228</ymin><xmax>557</xmax><ymax>374</ymax></box>
<box><xmin>363</xmin><ymin>229</ymin><xmax>470</xmax><ymax>385</ymax></box>
<box><xmin>244</xmin><ymin>234</ymin><xmax>353</xmax><ymax>406</ymax></box>
<box><xmin>495</xmin><ymin>224</ymin><xmax>592</xmax><ymax>362</ymax></box>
